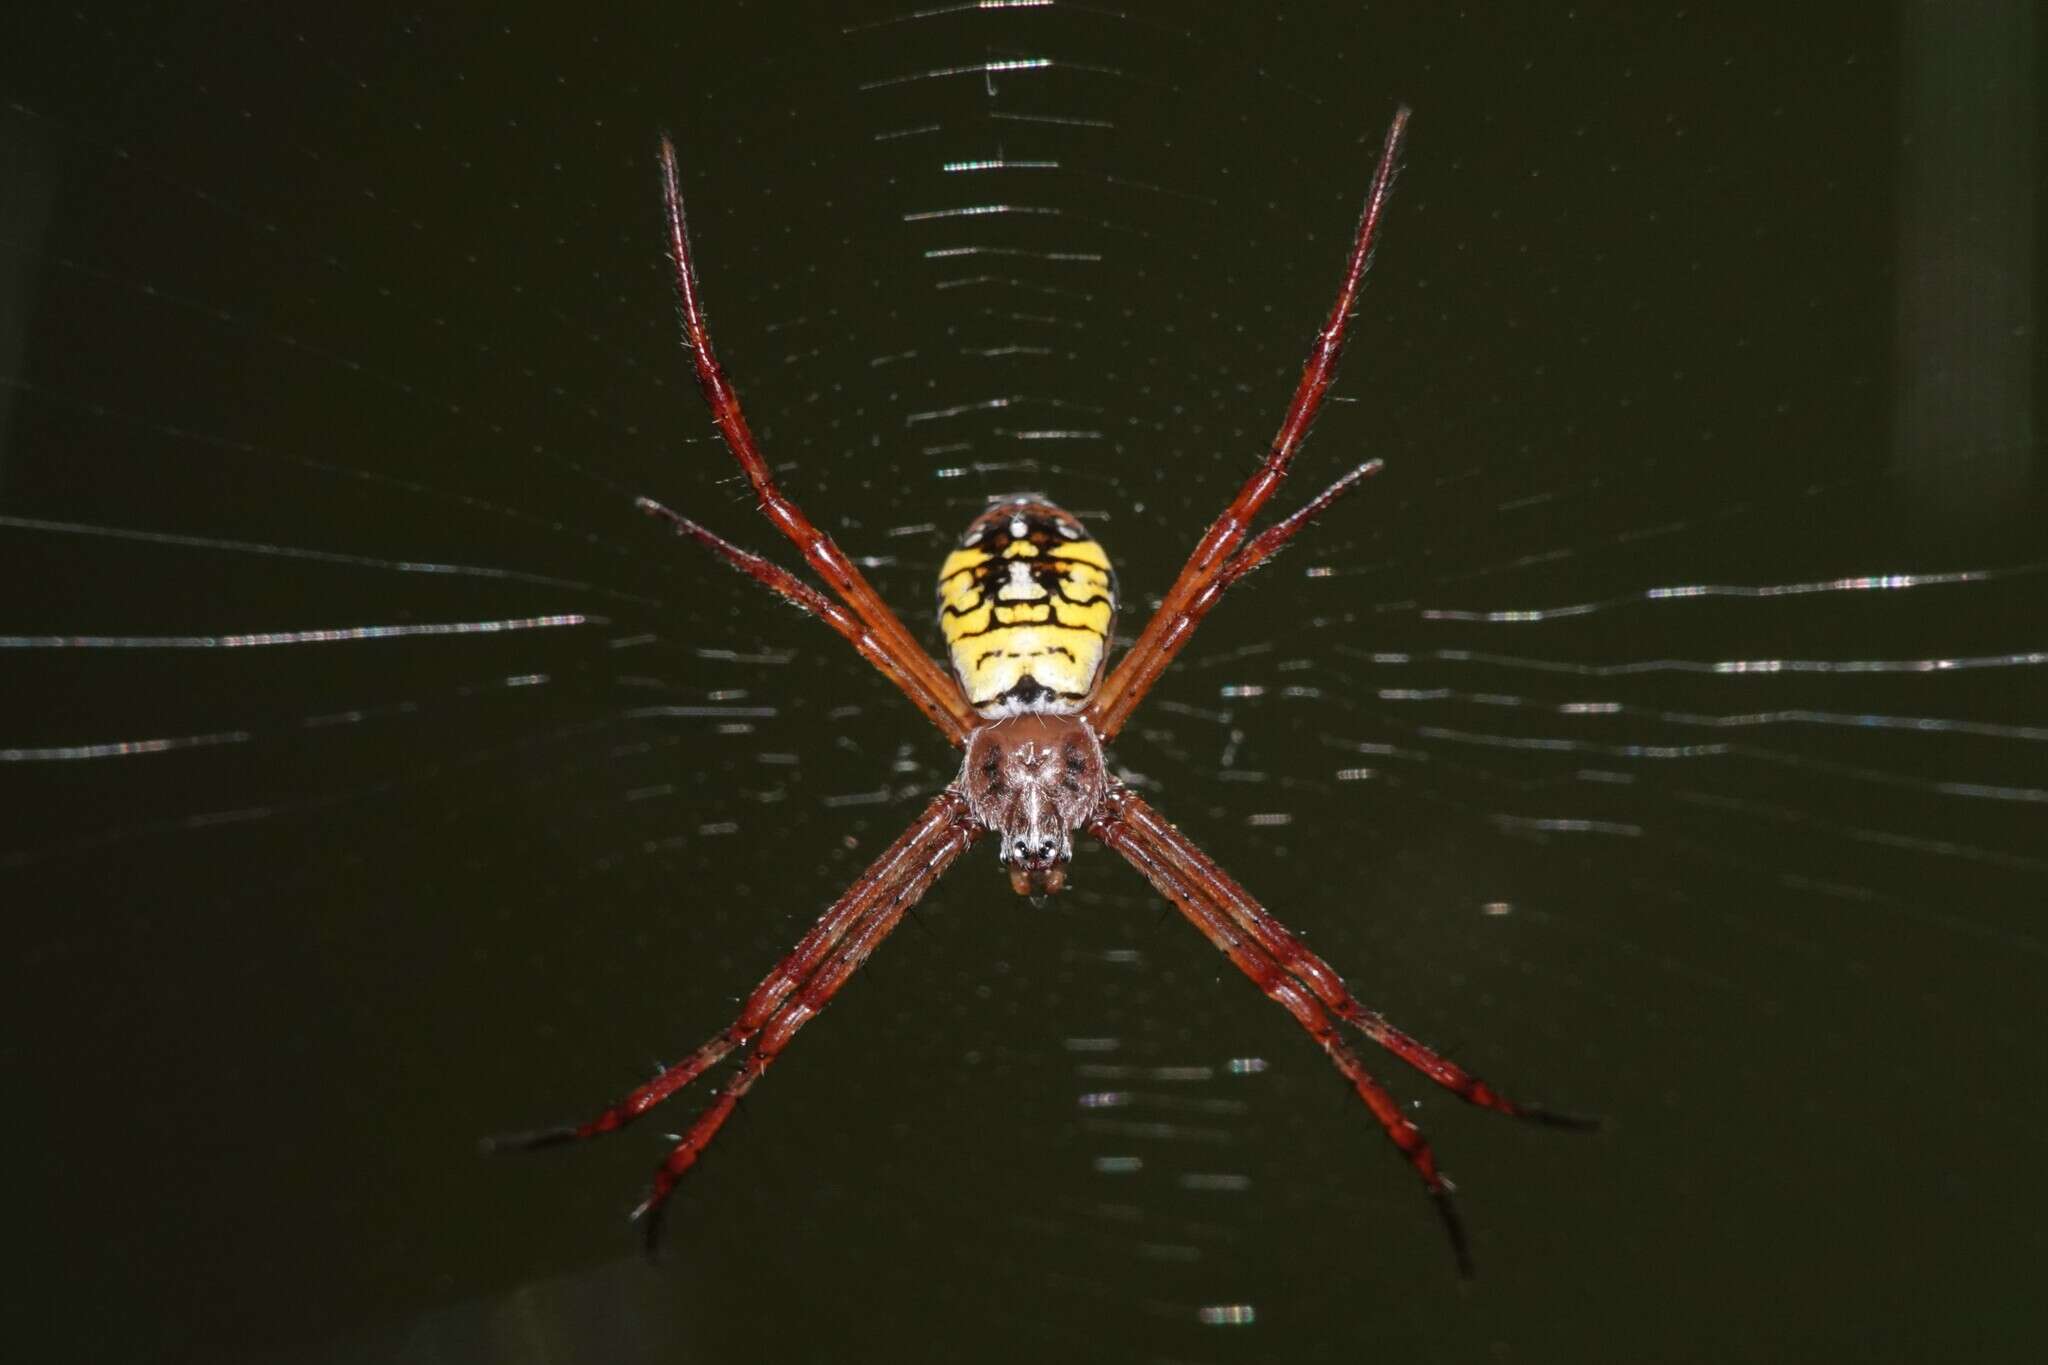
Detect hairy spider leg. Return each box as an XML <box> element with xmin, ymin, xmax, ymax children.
<box><xmin>1089</xmin><ymin>108</ymin><xmax>1410</xmax><ymax>743</ymax></box>
<box><xmin>486</xmin><ymin>791</ymin><xmax>976</xmax><ymax>1157</ymax></box>
<box><xmin>638</xmin><ymin>498</ymin><xmax>972</xmax><ymax>745</ymax></box>
<box><xmin>656</xmin><ymin>138</ymin><xmax>978</xmax><ymax>741</ymax></box>
<box><xmin>1087</xmin><ymin>456</ymin><xmax>1387</xmax><ymax>743</ymax></box>
<box><xmin>633</xmin><ymin>800</ymin><xmax>981</xmax><ymax>1252</ymax></box>
<box><xmin>1108</xmin><ymin>785</ymin><xmax>1595</xmax><ymax>1129</ymax></box>
<box><xmin>1091</xmin><ymin>792</ymin><xmax>1475</xmax><ymax>1277</ymax></box>
<box><xmin>1218</xmin><ymin>459</ymin><xmax>1381</xmax><ymax>584</ymax></box>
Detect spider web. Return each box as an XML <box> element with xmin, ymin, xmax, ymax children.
<box><xmin>1</xmin><ymin>3</ymin><xmax>2041</xmax><ymax>1362</ymax></box>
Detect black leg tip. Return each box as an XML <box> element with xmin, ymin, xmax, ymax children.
<box><xmin>633</xmin><ymin>1196</ymin><xmax>669</xmax><ymax>1265</ymax></box>
<box><xmin>1431</xmin><ymin>1186</ymin><xmax>1476</xmax><ymax>1280</ymax></box>
<box><xmin>479</xmin><ymin>1125</ymin><xmax>580</xmax><ymax>1156</ymax></box>
<box><xmin>1520</xmin><ymin>1105</ymin><xmax>1604</xmax><ymax>1132</ymax></box>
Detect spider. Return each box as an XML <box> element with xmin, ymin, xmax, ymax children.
<box><xmin>493</xmin><ymin>106</ymin><xmax>1593</xmax><ymax>1277</ymax></box>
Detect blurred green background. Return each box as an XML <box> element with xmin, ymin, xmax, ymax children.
<box><xmin>2</xmin><ymin>3</ymin><xmax>2039</xmax><ymax>1361</ymax></box>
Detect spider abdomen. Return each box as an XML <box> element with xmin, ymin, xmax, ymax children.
<box><xmin>936</xmin><ymin>494</ymin><xmax>1117</xmax><ymax>716</ymax></box>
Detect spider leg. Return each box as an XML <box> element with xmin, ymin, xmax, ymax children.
<box><xmin>656</xmin><ymin>138</ymin><xmax>978</xmax><ymax>740</ymax></box>
<box><xmin>1104</xmin><ymin>784</ymin><xmax>1596</xmax><ymax>1129</ymax></box>
<box><xmin>1088</xmin><ymin>459</ymin><xmax>1386</xmax><ymax>744</ymax></box>
<box><xmin>1218</xmin><ymin>459</ymin><xmax>1382</xmax><ymax>585</ymax></box>
<box><xmin>638</xmin><ymin>498</ymin><xmax>972</xmax><ymax>745</ymax></box>
<box><xmin>634</xmin><ymin>801</ymin><xmax>980</xmax><ymax>1253</ymax></box>
<box><xmin>484</xmin><ymin>790</ymin><xmax>976</xmax><ymax>1155</ymax></box>
<box><xmin>1088</xmin><ymin>108</ymin><xmax>1410</xmax><ymax>743</ymax></box>
<box><xmin>1090</xmin><ymin>789</ymin><xmax>1475</xmax><ymax>1276</ymax></box>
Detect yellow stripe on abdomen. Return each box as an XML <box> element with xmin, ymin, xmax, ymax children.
<box><xmin>937</xmin><ymin>498</ymin><xmax>1117</xmax><ymax>715</ymax></box>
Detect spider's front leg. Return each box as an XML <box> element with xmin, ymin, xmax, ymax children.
<box><xmin>1091</xmin><ymin>781</ymin><xmax>1595</xmax><ymax>1275</ymax></box>
<box><xmin>1090</xmin><ymin>785</ymin><xmax>1477</xmax><ymax>1275</ymax></box>
<box><xmin>1109</xmin><ymin>785</ymin><xmax>1595</xmax><ymax>1129</ymax></box>
<box><xmin>488</xmin><ymin>789</ymin><xmax>980</xmax><ymax>1251</ymax></box>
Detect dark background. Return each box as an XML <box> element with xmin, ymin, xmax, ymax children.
<box><xmin>2</xmin><ymin>3</ymin><xmax>2040</xmax><ymax>1362</ymax></box>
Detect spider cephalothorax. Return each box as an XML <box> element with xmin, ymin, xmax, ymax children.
<box><xmin>963</xmin><ymin>706</ymin><xmax>1107</xmax><ymax>897</ymax></box>
<box><xmin>494</xmin><ymin>106</ymin><xmax>1593</xmax><ymax>1278</ymax></box>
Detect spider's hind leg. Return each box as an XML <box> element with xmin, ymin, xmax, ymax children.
<box><xmin>654</xmin><ymin>137</ymin><xmax>977</xmax><ymax>742</ymax></box>
<box><xmin>1087</xmin><ymin>107</ymin><xmax>1410</xmax><ymax>742</ymax></box>
<box><xmin>638</xmin><ymin>498</ymin><xmax>972</xmax><ymax>746</ymax></box>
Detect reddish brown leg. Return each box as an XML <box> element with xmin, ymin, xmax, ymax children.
<box><xmin>486</xmin><ymin>790</ymin><xmax>975</xmax><ymax>1157</ymax></box>
<box><xmin>638</xmin><ymin>498</ymin><xmax>972</xmax><ymax>746</ymax></box>
<box><xmin>656</xmin><ymin>138</ymin><xmax>978</xmax><ymax>740</ymax></box>
<box><xmin>1219</xmin><ymin>459</ymin><xmax>1382</xmax><ymax>585</ymax></box>
<box><xmin>1091</xmin><ymin>791</ymin><xmax>1475</xmax><ymax>1276</ymax></box>
<box><xmin>1089</xmin><ymin>458</ymin><xmax>1386</xmax><ymax>743</ymax></box>
<box><xmin>1106</xmin><ymin>784</ymin><xmax>1595</xmax><ymax>1130</ymax></box>
<box><xmin>1089</xmin><ymin>108</ymin><xmax>1410</xmax><ymax>743</ymax></box>
<box><xmin>633</xmin><ymin>803</ymin><xmax>980</xmax><ymax>1251</ymax></box>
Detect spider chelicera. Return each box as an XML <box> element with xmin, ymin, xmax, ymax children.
<box><xmin>493</xmin><ymin>107</ymin><xmax>1593</xmax><ymax>1276</ymax></box>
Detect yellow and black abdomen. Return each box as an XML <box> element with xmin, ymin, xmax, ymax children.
<box><xmin>937</xmin><ymin>495</ymin><xmax>1117</xmax><ymax>715</ymax></box>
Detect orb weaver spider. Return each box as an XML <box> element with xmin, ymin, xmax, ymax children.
<box><xmin>494</xmin><ymin>107</ymin><xmax>1593</xmax><ymax>1276</ymax></box>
